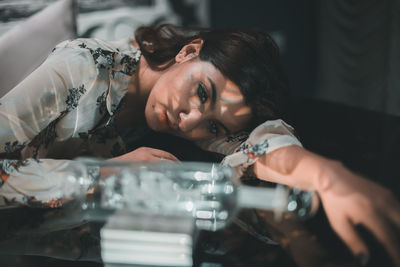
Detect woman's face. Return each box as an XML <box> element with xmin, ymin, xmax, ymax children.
<box><xmin>145</xmin><ymin>58</ymin><xmax>252</xmax><ymax>141</ymax></box>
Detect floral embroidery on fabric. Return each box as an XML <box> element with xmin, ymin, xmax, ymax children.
<box><xmin>0</xmin><ymin>159</ymin><xmax>28</xmax><ymax>186</ymax></box>
<box><xmin>237</xmin><ymin>142</ymin><xmax>249</xmax><ymax>153</ymax></box>
<box><xmin>79</xmin><ymin>42</ymin><xmax>115</xmax><ymax>70</ymax></box>
<box><xmin>29</xmin><ymin>117</ymin><xmax>61</xmax><ymax>159</ymax></box>
<box><xmin>66</xmin><ymin>84</ymin><xmax>87</xmax><ymax>112</ymax></box>
<box><xmin>29</xmin><ymin>84</ymin><xmax>87</xmax><ymax>158</ymax></box>
<box><xmin>240</xmin><ymin>140</ymin><xmax>269</xmax><ymax>160</ymax></box>
<box><xmin>96</xmin><ymin>91</ymin><xmax>107</xmax><ymax>115</ymax></box>
<box><xmin>42</xmin><ymin>120</ymin><xmax>59</xmax><ymax>147</ymax></box>
<box><xmin>3</xmin><ymin>140</ymin><xmax>27</xmax><ymax>157</ymax></box>
<box><xmin>119</xmin><ymin>54</ymin><xmax>138</xmax><ymax>76</ymax></box>
<box><xmin>0</xmin><ymin>159</ymin><xmax>18</xmax><ymax>185</ymax></box>
<box><xmin>226</xmin><ymin>132</ymin><xmax>249</xmax><ymax>143</ymax></box>
<box><xmin>85</xmin><ymin>96</ymin><xmax>126</xmax><ymax>144</ymax></box>
<box><xmin>78</xmin><ymin>41</ymin><xmax>139</xmax><ymax>78</ymax></box>
<box><xmin>93</xmin><ymin>48</ymin><xmax>116</xmax><ymax>69</ymax></box>
<box><xmin>78</xmin><ymin>43</ymin><xmax>87</xmax><ymax>49</ymax></box>
<box><xmin>247</xmin><ymin>140</ymin><xmax>269</xmax><ymax>159</ymax></box>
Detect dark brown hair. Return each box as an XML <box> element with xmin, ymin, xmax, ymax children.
<box><xmin>135</xmin><ymin>24</ymin><xmax>289</xmax><ymax>131</ymax></box>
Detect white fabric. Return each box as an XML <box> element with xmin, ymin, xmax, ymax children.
<box><xmin>0</xmin><ymin>159</ymin><xmax>90</xmax><ymax>204</ymax></box>
<box><xmin>220</xmin><ymin>119</ymin><xmax>302</xmax><ymax>175</ymax></box>
<box><xmin>0</xmin><ymin>38</ymin><xmax>140</xmax><ymax>206</ymax></box>
<box><xmin>197</xmin><ymin>119</ymin><xmax>302</xmax><ymax>176</ymax></box>
<box><xmin>0</xmin><ymin>0</ymin><xmax>77</xmax><ymax>97</ymax></box>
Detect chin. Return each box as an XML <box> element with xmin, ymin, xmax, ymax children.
<box><xmin>146</xmin><ymin>115</ymin><xmax>167</xmax><ymax>133</ymax></box>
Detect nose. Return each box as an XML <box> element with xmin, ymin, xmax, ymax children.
<box><xmin>178</xmin><ymin>108</ymin><xmax>203</xmax><ymax>132</ymax></box>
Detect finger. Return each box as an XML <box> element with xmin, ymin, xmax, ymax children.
<box><xmin>149</xmin><ymin>148</ymin><xmax>180</xmax><ymax>162</ymax></box>
<box><xmin>331</xmin><ymin>218</ymin><xmax>370</xmax><ymax>264</ymax></box>
<box><xmin>363</xmin><ymin>215</ymin><xmax>400</xmax><ymax>266</ymax></box>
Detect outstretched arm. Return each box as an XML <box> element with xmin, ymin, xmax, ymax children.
<box><xmin>252</xmin><ymin>144</ymin><xmax>400</xmax><ymax>266</ymax></box>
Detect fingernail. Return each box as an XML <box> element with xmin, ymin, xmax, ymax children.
<box><xmin>356</xmin><ymin>252</ymin><xmax>368</xmax><ymax>266</ymax></box>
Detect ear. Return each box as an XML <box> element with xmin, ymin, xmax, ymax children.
<box><xmin>175</xmin><ymin>38</ymin><xmax>204</xmax><ymax>63</ymax></box>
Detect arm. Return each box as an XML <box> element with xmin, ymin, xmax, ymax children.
<box><xmin>253</xmin><ymin>145</ymin><xmax>400</xmax><ymax>266</ymax></box>
<box><xmin>0</xmin><ymin>38</ymin><xmax>180</xmax><ymax>207</ymax></box>
<box><xmin>0</xmin><ymin>39</ymin><xmax>96</xmax><ymax>155</ymax></box>
<box><xmin>216</xmin><ymin>120</ymin><xmax>399</xmax><ymax>265</ymax></box>
<box><xmin>0</xmin><ymin>40</ymin><xmax>99</xmax><ymax>207</ymax></box>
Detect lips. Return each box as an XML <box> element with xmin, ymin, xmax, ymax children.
<box><xmin>158</xmin><ymin>110</ymin><xmax>169</xmax><ymax>130</ymax></box>
<box><xmin>158</xmin><ymin>108</ymin><xmax>178</xmax><ymax>131</ymax></box>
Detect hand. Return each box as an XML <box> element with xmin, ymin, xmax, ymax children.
<box><xmin>110</xmin><ymin>147</ymin><xmax>180</xmax><ymax>162</ymax></box>
<box><xmin>317</xmin><ymin>162</ymin><xmax>400</xmax><ymax>266</ymax></box>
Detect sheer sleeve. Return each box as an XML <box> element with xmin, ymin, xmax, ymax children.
<box><xmin>197</xmin><ymin>119</ymin><xmax>302</xmax><ymax>176</ymax></box>
<box><xmin>0</xmin><ymin>39</ymin><xmax>98</xmax><ymax>155</ymax></box>
<box><xmin>0</xmin><ymin>40</ymin><xmax>99</xmax><ymax>207</ymax></box>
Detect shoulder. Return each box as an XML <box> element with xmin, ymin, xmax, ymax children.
<box><xmin>52</xmin><ymin>38</ymin><xmax>140</xmax><ymax>58</ymax></box>
<box><xmin>51</xmin><ymin>38</ymin><xmax>140</xmax><ymax>76</ymax></box>
<box><xmin>196</xmin><ymin>119</ymin><xmax>301</xmax><ymax>156</ymax></box>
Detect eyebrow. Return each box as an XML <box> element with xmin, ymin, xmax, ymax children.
<box><xmin>207</xmin><ymin>76</ymin><xmax>231</xmax><ymax>135</ymax></box>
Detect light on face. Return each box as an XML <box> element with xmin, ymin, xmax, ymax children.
<box><xmin>220</xmin><ymin>87</ymin><xmax>244</xmax><ymax>104</ymax></box>
<box><xmin>234</xmin><ymin>106</ymin><xmax>252</xmax><ymax>116</ymax></box>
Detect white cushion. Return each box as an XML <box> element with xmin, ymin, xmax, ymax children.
<box><xmin>0</xmin><ymin>0</ymin><xmax>77</xmax><ymax>97</ymax></box>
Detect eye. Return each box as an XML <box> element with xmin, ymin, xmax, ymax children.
<box><xmin>197</xmin><ymin>82</ymin><xmax>208</xmax><ymax>104</ymax></box>
<box><xmin>209</xmin><ymin>120</ymin><xmax>219</xmax><ymax>136</ymax></box>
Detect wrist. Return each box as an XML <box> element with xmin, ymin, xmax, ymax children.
<box><xmin>313</xmin><ymin>159</ymin><xmax>343</xmax><ymax>193</ymax></box>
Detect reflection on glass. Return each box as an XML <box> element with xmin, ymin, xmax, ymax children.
<box><xmin>66</xmin><ymin>159</ymin><xmax>318</xmax><ymax>231</ymax></box>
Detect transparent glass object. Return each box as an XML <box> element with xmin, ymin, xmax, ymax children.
<box><xmin>69</xmin><ymin>159</ymin><xmax>319</xmax><ymax>231</ymax></box>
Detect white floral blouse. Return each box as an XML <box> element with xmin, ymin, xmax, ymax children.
<box><xmin>0</xmin><ymin>38</ymin><xmax>301</xmax><ymax>208</ymax></box>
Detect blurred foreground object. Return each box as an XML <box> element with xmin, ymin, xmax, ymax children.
<box><xmin>73</xmin><ymin>159</ymin><xmax>319</xmax><ymax>231</ymax></box>
<box><xmin>63</xmin><ymin>159</ymin><xmax>318</xmax><ymax>266</ymax></box>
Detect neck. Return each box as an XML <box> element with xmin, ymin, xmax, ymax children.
<box><xmin>114</xmin><ymin>54</ymin><xmax>164</xmax><ymax>130</ymax></box>
<box><xmin>133</xmin><ymin>54</ymin><xmax>164</xmax><ymax>97</ymax></box>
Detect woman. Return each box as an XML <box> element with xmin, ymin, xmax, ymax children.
<box><xmin>0</xmin><ymin>24</ymin><xmax>399</xmax><ymax>265</ymax></box>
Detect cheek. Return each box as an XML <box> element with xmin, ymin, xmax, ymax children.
<box><xmin>220</xmin><ymin>103</ymin><xmax>251</xmax><ymax>118</ymax></box>
<box><xmin>149</xmin><ymin>77</ymin><xmax>176</xmax><ymax>108</ymax></box>
<box><xmin>219</xmin><ymin>104</ymin><xmax>252</xmax><ymax>131</ymax></box>
<box><xmin>234</xmin><ymin>106</ymin><xmax>252</xmax><ymax>117</ymax></box>
<box><xmin>220</xmin><ymin>87</ymin><xmax>244</xmax><ymax>104</ymax></box>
